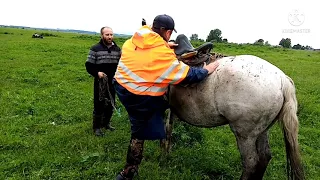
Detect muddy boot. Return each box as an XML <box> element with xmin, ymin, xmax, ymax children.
<box><xmin>116</xmin><ymin>139</ymin><xmax>144</xmax><ymax>179</ymax></box>
<box><xmin>93</xmin><ymin>115</ymin><xmax>104</xmax><ymax>137</ymax></box>
<box><xmin>116</xmin><ymin>166</ymin><xmax>137</xmax><ymax>180</ymax></box>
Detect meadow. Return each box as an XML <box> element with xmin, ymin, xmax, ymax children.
<box><xmin>0</xmin><ymin>27</ymin><xmax>319</xmax><ymax>180</ymax></box>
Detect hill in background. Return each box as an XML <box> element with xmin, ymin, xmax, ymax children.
<box><xmin>0</xmin><ymin>25</ymin><xmax>131</xmax><ymax>38</ymax></box>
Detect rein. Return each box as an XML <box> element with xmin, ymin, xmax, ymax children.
<box><xmin>99</xmin><ymin>75</ymin><xmax>121</xmax><ymax>117</ymax></box>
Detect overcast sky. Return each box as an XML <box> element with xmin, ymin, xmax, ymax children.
<box><xmin>1</xmin><ymin>0</ymin><xmax>319</xmax><ymax>48</ymax></box>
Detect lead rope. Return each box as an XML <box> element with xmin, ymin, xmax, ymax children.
<box><xmin>99</xmin><ymin>75</ymin><xmax>121</xmax><ymax>117</ymax></box>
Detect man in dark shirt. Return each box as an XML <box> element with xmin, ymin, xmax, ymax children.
<box><xmin>85</xmin><ymin>26</ymin><xmax>121</xmax><ymax>136</ymax></box>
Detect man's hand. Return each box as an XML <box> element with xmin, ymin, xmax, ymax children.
<box><xmin>98</xmin><ymin>72</ymin><xmax>106</xmax><ymax>78</ymax></box>
<box><xmin>203</xmin><ymin>61</ymin><xmax>220</xmax><ymax>74</ymax></box>
<box><xmin>168</xmin><ymin>42</ymin><xmax>178</xmax><ymax>48</ymax></box>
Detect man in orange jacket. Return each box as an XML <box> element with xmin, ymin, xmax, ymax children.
<box><xmin>114</xmin><ymin>14</ymin><xmax>219</xmax><ymax>180</ymax></box>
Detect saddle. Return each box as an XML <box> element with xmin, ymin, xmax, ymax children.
<box><xmin>172</xmin><ymin>34</ymin><xmax>214</xmax><ymax>67</ymax></box>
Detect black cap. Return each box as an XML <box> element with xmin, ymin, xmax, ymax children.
<box><xmin>152</xmin><ymin>14</ymin><xmax>177</xmax><ymax>33</ymax></box>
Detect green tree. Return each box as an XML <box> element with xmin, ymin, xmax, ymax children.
<box><xmin>292</xmin><ymin>44</ymin><xmax>302</xmax><ymax>49</ymax></box>
<box><xmin>206</xmin><ymin>29</ymin><xmax>222</xmax><ymax>42</ymax></box>
<box><xmin>279</xmin><ymin>38</ymin><xmax>291</xmax><ymax>48</ymax></box>
<box><xmin>264</xmin><ymin>41</ymin><xmax>270</xmax><ymax>46</ymax></box>
<box><xmin>305</xmin><ymin>45</ymin><xmax>313</xmax><ymax>50</ymax></box>
<box><xmin>254</xmin><ymin>39</ymin><xmax>264</xmax><ymax>45</ymax></box>
<box><xmin>292</xmin><ymin>44</ymin><xmax>313</xmax><ymax>50</ymax></box>
<box><xmin>257</xmin><ymin>39</ymin><xmax>264</xmax><ymax>43</ymax></box>
<box><xmin>190</xmin><ymin>34</ymin><xmax>199</xmax><ymax>41</ymax></box>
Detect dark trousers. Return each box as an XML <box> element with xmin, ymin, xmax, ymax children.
<box><xmin>114</xmin><ymin>79</ymin><xmax>168</xmax><ymax>140</ymax></box>
<box><xmin>92</xmin><ymin>77</ymin><xmax>115</xmax><ymax>129</ymax></box>
<box><xmin>114</xmin><ymin>79</ymin><xmax>169</xmax><ymax>178</ymax></box>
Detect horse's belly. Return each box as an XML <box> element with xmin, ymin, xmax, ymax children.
<box><xmin>169</xmin><ymin>91</ymin><xmax>229</xmax><ymax>127</ymax></box>
<box><xmin>169</xmin><ymin>83</ymin><xmax>228</xmax><ymax>127</ymax></box>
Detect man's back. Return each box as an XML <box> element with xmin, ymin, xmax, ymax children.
<box><xmin>114</xmin><ymin>25</ymin><xmax>189</xmax><ymax>96</ymax></box>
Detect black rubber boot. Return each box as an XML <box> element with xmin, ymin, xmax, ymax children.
<box><xmin>102</xmin><ymin>112</ymin><xmax>115</xmax><ymax>131</ymax></box>
<box><xmin>94</xmin><ymin>128</ymin><xmax>104</xmax><ymax>137</ymax></box>
<box><xmin>93</xmin><ymin>115</ymin><xmax>104</xmax><ymax>136</ymax></box>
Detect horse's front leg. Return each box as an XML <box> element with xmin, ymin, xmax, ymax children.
<box><xmin>160</xmin><ymin>109</ymin><xmax>174</xmax><ymax>153</ymax></box>
<box><xmin>165</xmin><ymin>109</ymin><xmax>175</xmax><ymax>152</ymax></box>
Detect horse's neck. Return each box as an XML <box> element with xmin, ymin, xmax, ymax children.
<box><xmin>210</xmin><ymin>52</ymin><xmax>228</xmax><ymax>61</ymax></box>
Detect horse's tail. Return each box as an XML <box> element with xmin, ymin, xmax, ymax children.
<box><xmin>278</xmin><ymin>75</ymin><xmax>304</xmax><ymax>180</ymax></box>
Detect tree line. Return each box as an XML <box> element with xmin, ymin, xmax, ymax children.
<box><xmin>190</xmin><ymin>29</ymin><xmax>314</xmax><ymax>50</ymax></box>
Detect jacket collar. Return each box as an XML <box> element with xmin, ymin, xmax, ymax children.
<box><xmin>99</xmin><ymin>39</ymin><xmax>117</xmax><ymax>48</ymax></box>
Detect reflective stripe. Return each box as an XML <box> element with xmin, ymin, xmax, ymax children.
<box><xmin>118</xmin><ymin>61</ymin><xmax>146</xmax><ymax>82</ymax></box>
<box><xmin>118</xmin><ymin>59</ymin><xmax>188</xmax><ymax>85</ymax></box>
<box><xmin>137</xmin><ymin>28</ymin><xmax>152</xmax><ymax>36</ymax></box>
<box><xmin>169</xmin><ymin>63</ymin><xmax>189</xmax><ymax>84</ymax></box>
<box><xmin>114</xmin><ymin>71</ymin><xmax>127</xmax><ymax>83</ymax></box>
<box><xmin>116</xmin><ymin>71</ymin><xmax>167</xmax><ymax>93</ymax></box>
<box><xmin>154</xmin><ymin>59</ymin><xmax>182</xmax><ymax>83</ymax></box>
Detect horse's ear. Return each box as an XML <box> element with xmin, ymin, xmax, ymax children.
<box><xmin>142</xmin><ymin>18</ymin><xmax>146</xmax><ymax>26</ymax></box>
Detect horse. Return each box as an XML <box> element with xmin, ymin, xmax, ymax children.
<box><xmin>161</xmin><ymin>34</ymin><xmax>305</xmax><ymax>180</ymax></box>
<box><xmin>139</xmin><ymin>19</ymin><xmax>304</xmax><ymax>179</ymax></box>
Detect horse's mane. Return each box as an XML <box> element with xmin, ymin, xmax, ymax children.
<box><xmin>209</xmin><ymin>52</ymin><xmax>229</xmax><ymax>62</ymax></box>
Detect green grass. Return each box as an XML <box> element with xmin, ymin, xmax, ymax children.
<box><xmin>1</xmin><ymin>27</ymin><xmax>319</xmax><ymax>180</ymax></box>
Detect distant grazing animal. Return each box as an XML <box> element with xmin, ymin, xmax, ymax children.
<box><xmin>32</xmin><ymin>33</ymin><xmax>43</xmax><ymax>39</ymax></box>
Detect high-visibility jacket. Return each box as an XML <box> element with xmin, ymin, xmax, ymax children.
<box><xmin>114</xmin><ymin>25</ymin><xmax>190</xmax><ymax>96</ymax></box>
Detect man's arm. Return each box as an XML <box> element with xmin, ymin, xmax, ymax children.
<box><xmin>178</xmin><ymin>67</ymin><xmax>208</xmax><ymax>85</ymax></box>
<box><xmin>85</xmin><ymin>49</ymin><xmax>99</xmax><ymax>78</ymax></box>
<box><xmin>178</xmin><ymin>61</ymin><xmax>219</xmax><ymax>86</ymax></box>
<box><xmin>157</xmin><ymin>45</ymin><xmax>219</xmax><ymax>85</ymax></box>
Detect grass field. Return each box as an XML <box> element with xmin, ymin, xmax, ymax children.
<box><xmin>0</xmin><ymin>27</ymin><xmax>319</xmax><ymax>180</ymax></box>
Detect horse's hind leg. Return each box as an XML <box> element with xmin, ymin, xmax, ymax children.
<box><xmin>232</xmin><ymin>128</ymin><xmax>272</xmax><ymax>180</ymax></box>
<box><xmin>234</xmin><ymin>134</ymin><xmax>260</xmax><ymax>180</ymax></box>
<box><xmin>254</xmin><ymin>131</ymin><xmax>272</xmax><ymax>179</ymax></box>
